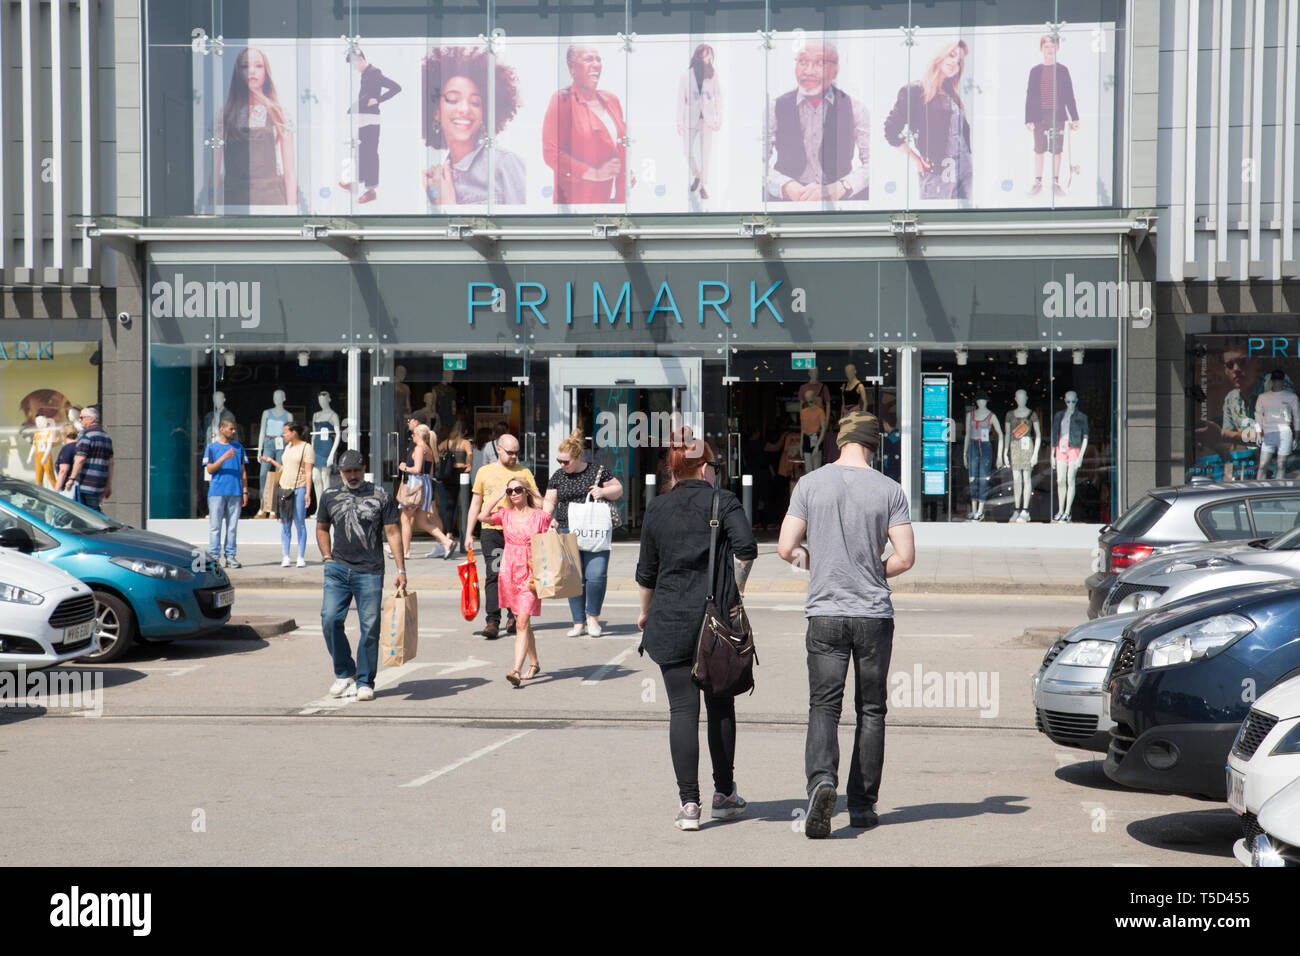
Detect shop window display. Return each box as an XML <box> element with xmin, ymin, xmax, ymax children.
<box><xmin>920</xmin><ymin>348</ymin><xmax>1114</xmax><ymax>524</ymax></box>
<box><xmin>0</xmin><ymin>342</ymin><xmax>101</xmax><ymax>488</ymax></box>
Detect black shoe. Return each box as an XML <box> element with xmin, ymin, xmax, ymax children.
<box><xmin>805</xmin><ymin>782</ymin><xmax>836</xmax><ymax>839</ymax></box>
<box><xmin>481</xmin><ymin>620</ymin><xmax>500</xmax><ymax>640</ymax></box>
<box><xmin>505</xmin><ymin>615</ymin><xmax>518</xmax><ymax>635</ymax></box>
<box><xmin>689</xmin><ymin>177</ymin><xmax>700</xmax><ymax>192</ymax></box>
<box><xmin>849</xmin><ymin>808</ymin><xmax>879</xmax><ymax>829</ymax></box>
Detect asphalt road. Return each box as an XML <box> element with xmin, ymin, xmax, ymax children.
<box><xmin>0</xmin><ymin>590</ymin><xmax>1240</xmax><ymax>866</ymax></box>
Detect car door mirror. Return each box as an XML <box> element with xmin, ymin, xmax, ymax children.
<box><xmin>0</xmin><ymin>526</ymin><xmax>36</xmax><ymax>553</ymax></box>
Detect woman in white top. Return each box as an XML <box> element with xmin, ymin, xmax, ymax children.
<box><xmin>677</xmin><ymin>44</ymin><xmax>723</xmax><ymax>200</ymax></box>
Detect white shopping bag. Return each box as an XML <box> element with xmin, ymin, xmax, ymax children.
<box><xmin>567</xmin><ymin>493</ymin><xmax>612</xmax><ymax>553</ymax></box>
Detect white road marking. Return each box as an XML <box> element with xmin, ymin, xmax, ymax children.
<box><xmin>582</xmin><ymin>644</ymin><xmax>642</xmax><ymax>685</ymax></box>
<box><xmin>298</xmin><ymin>661</ymin><xmax>437</xmax><ymax>715</ymax></box>
<box><xmin>400</xmin><ymin>730</ymin><xmax>534</xmax><ymax>788</ymax></box>
<box><xmin>125</xmin><ymin>665</ymin><xmax>205</xmax><ymax>677</ymax></box>
<box><xmin>896</xmin><ymin>634</ymin><xmax>975</xmax><ymax>639</ymax></box>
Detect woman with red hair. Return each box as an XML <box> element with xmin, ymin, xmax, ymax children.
<box><xmin>635</xmin><ymin>440</ymin><xmax>758</xmax><ymax>831</ymax></box>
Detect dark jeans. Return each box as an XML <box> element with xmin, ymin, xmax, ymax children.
<box><xmin>79</xmin><ymin>493</ymin><xmax>102</xmax><ymax>512</ymax></box>
<box><xmin>480</xmin><ymin>526</ymin><xmax>505</xmax><ymax>624</ymax></box>
<box><xmin>805</xmin><ymin>616</ymin><xmax>894</xmax><ymax>812</ymax></box>
<box><xmin>661</xmin><ymin>661</ymin><xmax>736</xmax><ymax>806</ymax></box>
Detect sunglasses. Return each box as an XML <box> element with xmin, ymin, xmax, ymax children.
<box><xmin>556</xmin><ymin>457</ymin><xmax>571</xmax><ymax>465</ymax></box>
<box><xmin>507</xmin><ymin>487</ymin><xmax>527</xmax><ymax>495</ymax></box>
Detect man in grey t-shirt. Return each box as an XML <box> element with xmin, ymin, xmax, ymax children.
<box><xmin>778</xmin><ymin>410</ymin><xmax>915</xmax><ymax>838</ymax></box>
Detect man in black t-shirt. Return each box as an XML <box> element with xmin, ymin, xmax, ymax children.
<box><xmin>315</xmin><ymin>450</ymin><xmax>405</xmax><ymax>701</ymax></box>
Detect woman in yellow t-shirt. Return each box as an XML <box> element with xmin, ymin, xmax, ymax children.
<box><xmin>259</xmin><ymin>422</ymin><xmax>315</xmax><ymax>567</ymax></box>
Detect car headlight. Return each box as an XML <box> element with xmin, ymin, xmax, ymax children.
<box><xmin>109</xmin><ymin>556</ymin><xmax>190</xmax><ymax>580</ymax></box>
<box><xmin>0</xmin><ymin>581</ymin><xmax>44</xmax><ymax>605</ymax></box>
<box><xmin>1270</xmin><ymin>722</ymin><xmax>1300</xmax><ymax>756</ymax></box>
<box><xmin>1143</xmin><ymin>613</ymin><xmax>1255</xmax><ymax>669</ymax></box>
<box><xmin>1163</xmin><ymin>557</ymin><xmax>1236</xmax><ymax>573</ymax></box>
<box><xmin>1054</xmin><ymin>639</ymin><xmax>1118</xmax><ymax>668</ymax></box>
<box><xmin>1116</xmin><ymin>590</ymin><xmax>1161</xmax><ymax>613</ymax></box>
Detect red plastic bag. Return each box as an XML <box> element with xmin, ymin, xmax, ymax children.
<box><xmin>459</xmin><ymin>546</ymin><xmax>480</xmax><ymax>621</ymax></box>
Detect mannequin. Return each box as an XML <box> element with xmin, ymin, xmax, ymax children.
<box><xmin>420</xmin><ymin>391</ymin><xmax>439</xmax><ymax>430</ymax></box>
<box><xmin>800</xmin><ymin>395</ymin><xmax>827</xmax><ymax>471</ymax></box>
<box><xmin>257</xmin><ymin>390</ymin><xmax>293</xmax><ymax>515</ymax></box>
<box><xmin>433</xmin><ymin>369</ymin><xmax>458</xmax><ymax>440</ymax></box>
<box><xmin>1001</xmin><ymin>389</ymin><xmax>1042</xmax><ymax>522</ymax></box>
<box><xmin>311</xmin><ymin>391</ymin><xmax>342</xmax><ymax>500</ymax></box>
<box><xmin>799</xmin><ymin>367</ymin><xmax>831</xmax><ymax>411</ymax></box>
<box><xmin>27</xmin><ymin>416</ymin><xmax>58</xmax><ymax>487</ymax></box>
<box><xmin>1051</xmin><ymin>390</ymin><xmax>1089</xmax><ymax>522</ymax></box>
<box><xmin>204</xmin><ymin>390</ymin><xmax>237</xmax><ymax>446</ymax></box>
<box><xmin>1255</xmin><ymin>369</ymin><xmax>1300</xmax><ymax>479</ymax></box>
<box><xmin>394</xmin><ymin>365</ymin><xmax>412</xmax><ymax>432</ymax></box>
<box><xmin>963</xmin><ymin>392</ymin><xmax>1002</xmax><ymax>521</ymax></box>
<box><xmin>842</xmin><ymin>363</ymin><xmax>868</xmax><ymax>415</ymax></box>
<box><xmin>340</xmin><ymin>417</ymin><xmax>358</xmax><ymax>449</ymax></box>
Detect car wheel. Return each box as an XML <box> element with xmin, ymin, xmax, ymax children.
<box><xmin>80</xmin><ymin>592</ymin><xmax>138</xmax><ymax>664</ymax></box>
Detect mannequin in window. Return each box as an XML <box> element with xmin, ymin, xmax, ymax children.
<box><xmin>1255</xmin><ymin>369</ymin><xmax>1300</xmax><ymax>479</ymax></box>
<box><xmin>257</xmin><ymin>389</ymin><xmax>293</xmax><ymax>516</ymax></box>
<box><xmin>433</xmin><ymin>370</ymin><xmax>458</xmax><ymax>441</ymax></box>
<box><xmin>842</xmin><ymin>363</ymin><xmax>868</xmax><ymax>416</ymax></box>
<box><xmin>311</xmin><ymin>391</ymin><xmax>341</xmax><ymax>502</ymax></box>
<box><xmin>204</xmin><ymin>391</ymin><xmax>238</xmax><ymax>446</ymax></box>
<box><xmin>963</xmin><ymin>391</ymin><xmax>1001</xmax><ymax>521</ymax></box>
<box><xmin>1001</xmin><ymin>389</ymin><xmax>1041</xmax><ymax>522</ymax></box>
<box><xmin>800</xmin><ymin>394</ymin><xmax>827</xmax><ymax>471</ymax></box>
<box><xmin>420</xmin><ymin>390</ymin><xmax>439</xmax><ymax>431</ymax></box>
<box><xmin>394</xmin><ymin>365</ymin><xmax>412</xmax><ymax>434</ymax></box>
<box><xmin>27</xmin><ymin>416</ymin><xmax>58</xmax><ymax>488</ymax></box>
<box><xmin>799</xmin><ymin>367</ymin><xmax>831</xmax><ymax>412</ymax></box>
<box><xmin>1051</xmin><ymin>390</ymin><xmax>1089</xmax><ymax>522</ymax></box>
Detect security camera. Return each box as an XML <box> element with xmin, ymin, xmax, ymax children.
<box><xmin>1138</xmin><ymin>306</ymin><xmax>1152</xmax><ymax>321</ymax></box>
<box><xmin>117</xmin><ymin>311</ymin><xmax>131</xmax><ymax>327</ymax></box>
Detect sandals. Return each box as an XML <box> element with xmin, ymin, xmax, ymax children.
<box><xmin>523</xmin><ymin>662</ymin><xmax>542</xmax><ymax>680</ymax></box>
<box><xmin>506</xmin><ymin>670</ymin><xmax>522</xmax><ymax>687</ymax></box>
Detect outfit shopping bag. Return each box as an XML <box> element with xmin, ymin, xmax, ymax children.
<box><xmin>459</xmin><ymin>546</ymin><xmax>480</xmax><ymax>621</ymax></box>
<box><xmin>567</xmin><ymin>493</ymin><xmax>613</xmax><ymax>552</ymax></box>
<box><xmin>529</xmin><ymin>529</ymin><xmax>583</xmax><ymax>599</ymax></box>
<box><xmin>380</xmin><ymin>584</ymin><xmax>419</xmax><ymax>668</ymax></box>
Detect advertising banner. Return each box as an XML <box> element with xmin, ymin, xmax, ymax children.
<box><xmin>188</xmin><ymin>23</ymin><xmax>1116</xmax><ymax>216</ymax></box>
<box><xmin>0</xmin><ymin>342</ymin><xmax>100</xmax><ymax>487</ymax></box>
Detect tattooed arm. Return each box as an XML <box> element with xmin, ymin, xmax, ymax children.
<box><xmin>733</xmin><ymin>555</ymin><xmax>753</xmax><ymax>596</ymax></box>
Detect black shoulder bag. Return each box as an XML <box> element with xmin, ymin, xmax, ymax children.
<box><xmin>276</xmin><ymin>449</ymin><xmax>304</xmax><ymax>523</ymax></box>
<box><xmin>691</xmin><ymin>491</ymin><xmax>757</xmax><ymax>696</ymax></box>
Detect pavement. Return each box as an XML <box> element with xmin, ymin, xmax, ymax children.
<box><xmin>215</xmin><ymin>539</ymin><xmax>1093</xmax><ymax>597</ymax></box>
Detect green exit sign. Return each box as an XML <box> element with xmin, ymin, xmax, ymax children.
<box><xmin>443</xmin><ymin>353</ymin><xmax>467</xmax><ymax>371</ymax></box>
<box><xmin>791</xmin><ymin>352</ymin><xmax>816</xmax><ymax>370</ymax></box>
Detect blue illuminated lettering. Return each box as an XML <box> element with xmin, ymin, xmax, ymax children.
<box><xmin>646</xmin><ymin>282</ymin><xmax>683</xmax><ymax>325</ymax></box>
<box><xmin>593</xmin><ymin>282</ymin><xmax>632</xmax><ymax>325</ymax></box>
<box><xmin>698</xmin><ymin>282</ymin><xmax>730</xmax><ymax>324</ymax></box>
<box><xmin>749</xmin><ymin>281</ymin><xmax>784</xmax><ymax>324</ymax></box>
<box><xmin>467</xmin><ymin>283</ymin><xmax>498</xmax><ymax>325</ymax></box>
<box><xmin>516</xmin><ymin>283</ymin><xmax>548</xmax><ymax>325</ymax></box>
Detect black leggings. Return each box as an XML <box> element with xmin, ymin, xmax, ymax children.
<box><xmin>660</xmin><ymin>661</ymin><xmax>736</xmax><ymax>806</ymax></box>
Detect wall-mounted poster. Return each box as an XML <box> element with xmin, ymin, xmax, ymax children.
<box><xmin>186</xmin><ymin>22</ymin><xmax>1117</xmax><ymax>216</ymax></box>
<box><xmin>0</xmin><ymin>342</ymin><xmax>100</xmax><ymax>487</ymax></box>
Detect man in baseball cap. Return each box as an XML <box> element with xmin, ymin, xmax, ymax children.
<box><xmin>777</xmin><ymin>406</ymin><xmax>914</xmax><ymax>838</ymax></box>
<box><xmin>314</xmin><ymin>449</ymin><xmax>406</xmax><ymax>701</ymax></box>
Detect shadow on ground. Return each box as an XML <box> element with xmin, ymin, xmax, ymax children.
<box><xmin>1125</xmin><ymin>808</ymin><xmax>1240</xmax><ymax>859</ymax></box>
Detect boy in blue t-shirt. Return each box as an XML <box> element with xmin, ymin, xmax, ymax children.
<box><xmin>202</xmin><ymin>418</ymin><xmax>249</xmax><ymax>567</ymax></box>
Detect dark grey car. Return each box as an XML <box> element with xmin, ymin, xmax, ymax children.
<box><xmin>1086</xmin><ymin>479</ymin><xmax>1300</xmax><ymax>618</ymax></box>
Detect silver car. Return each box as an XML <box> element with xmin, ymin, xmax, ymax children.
<box><xmin>1102</xmin><ymin>524</ymin><xmax>1300</xmax><ymax>615</ymax></box>
<box><xmin>1033</xmin><ymin>614</ymin><xmax>1134</xmax><ymax>752</ymax></box>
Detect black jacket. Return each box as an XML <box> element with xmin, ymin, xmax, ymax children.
<box><xmin>636</xmin><ymin>480</ymin><xmax>758</xmax><ymax>666</ymax></box>
<box><xmin>882</xmin><ymin>81</ymin><xmax>970</xmax><ymax>168</ymax></box>
<box><xmin>355</xmin><ymin>65</ymin><xmax>401</xmax><ymax>115</ymax></box>
<box><xmin>1024</xmin><ymin>63</ymin><xmax>1078</xmax><ymax>126</ymax></box>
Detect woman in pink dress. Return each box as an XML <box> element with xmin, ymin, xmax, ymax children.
<box><xmin>482</xmin><ymin>480</ymin><xmax>551</xmax><ymax>686</ymax></box>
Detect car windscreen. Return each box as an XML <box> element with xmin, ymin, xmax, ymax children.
<box><xmin>1266</xmin><ymin>524</ymin><xmax>1300</xmax><ymax>551</ymax></box>
<box><xmin>1109</xmin><ymin>495</ymin><xmax>1171</xmax><ymax>536</ymax></box>
<box><xmin>0</xmin><ymin>480</ymin><xmax>126</xmax><ymax>535</ymax></box>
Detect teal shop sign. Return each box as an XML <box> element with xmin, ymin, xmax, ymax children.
<box><xmin>791</xmin><ymin>352</ymin><xmax>816</xmax><ymax>370</ymax></box>
<box><xmin>443</xmin><ymin>353</ymin><xmax>467</xmax><ymax>371</ymax></box>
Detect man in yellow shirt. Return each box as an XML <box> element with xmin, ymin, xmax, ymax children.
<box><xmin>464</xmin><ymin>433</ymin><xmax>537</xmax><ymax>639</ymax></box>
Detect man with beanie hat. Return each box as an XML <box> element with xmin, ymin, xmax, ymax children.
<box><xmin>315</xmin><ymin>449</ymin><xmax>406</xmax><ymax>701</ymax></box>
<box><xmin>777</xmin><ymin>409</ymin><xmax>915</xmax><ymax>838</ymax></box>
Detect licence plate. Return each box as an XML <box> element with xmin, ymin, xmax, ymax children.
<box><xmin>213</xmin><ymin>589</ymin><xmax>235</xmax><ymax>609</ymax></box>
<box><xmin>62</xmin><ymin>620</ymin><xmax>94</xmax><ymax>644</ymax></box>
<box><xmin>1227</xmin><ymin>766</ymin><xmax>1246</xmax><ymax>815</ymax></box>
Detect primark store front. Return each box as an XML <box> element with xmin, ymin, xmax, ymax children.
<box><xmin>115</xmin><ymin>0</ymin><xmax>1143</xmax><ymax>533</ymax></box>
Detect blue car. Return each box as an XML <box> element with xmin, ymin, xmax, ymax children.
<box><xmin>1104</xmin><ymin>581</ymin><xmax>1300</xmax><ymax>800</ymax></box>
<box><xmin>0</xmin><ymin>476</ymin><xmax>234</xmax><ymax>662</ymax></box>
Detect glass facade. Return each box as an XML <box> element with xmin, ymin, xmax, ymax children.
<box><xmin>145</xmin><ymin>0</ymin><xmax>1124</xmax><ymax>217</ymax></box>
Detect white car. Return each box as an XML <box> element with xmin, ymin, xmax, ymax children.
<box><xmin>0</xmin><ymin>534</ymin><xmax>99</xmax><ymax>670</ymax></box>
<box><xmin>1228</xmin><ymin>673</ymin><xmax>1300</xmax><ymax>865</ymax></box>
<box><xmin>1239</xmin><ymin>778</ymin><xmax>1300</xmax><ymax>866</ymax></box>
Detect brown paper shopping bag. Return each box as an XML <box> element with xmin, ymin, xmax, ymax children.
<box><xmin>529</xmin><ymin>529</ymin><xmax>583</xmax><ymax>600</ymax></box>
<box><xmin>380</xmin><ymin>585</ymin><xmax>418</xmax><ymax>668</ymax></box>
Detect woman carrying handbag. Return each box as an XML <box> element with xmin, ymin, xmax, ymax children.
<box><xmin>259</xmin><ymin>422</ymin><xmax>313</xmax><ymax>567</ymax></box>
<box><xmin>635</xmin><ymin>439</ymin><xmax>757</xmax><ymax>831</ymax></box>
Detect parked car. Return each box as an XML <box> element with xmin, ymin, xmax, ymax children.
<box><xmin>0</xmin><ymin>530</ymin><xmax>100</xmax><ymax>670</ymax></box>
<box><xmin>1233</xmin><ymin>776</ymin><xmax>1300</xmax><ymax>867</ymax></box>
<box><xmin>1104</xmin><ymin>581</ymin><xmax>1300</xmax><ymax>799</ymax></box>
<box><xmin>1226</xmin><ymin>672</ymin><xmax>1300</xmax><ymax>861</ymax></box>
<box><xmin>1033</xmin><ymin>613</ymin><xmax>1134</xmax><ymax>752</ymax></box>
<box><xmin>0</xmin><ymin>475</ymin><xmax>234</xmax><ymax>663</ymax></box>
<box><xmin>1087</xmin><ymin>479</ymin><xmax>1300</xmax><ymax>618</ymax></box>
<box><xmin>1100</xmin><ymin>523</ymin><xmax>1300</xmax><ymax>616</ymax></box>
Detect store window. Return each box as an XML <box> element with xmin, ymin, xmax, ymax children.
<box><xmin>0</xmin><ymin>341</ymin><xmax>101</xmax><ymax>490</ymax></box>
<box><xmin>918</xmin><ymin>347</ymin><xmax>1115</xmax><ymax>524</ymax></box>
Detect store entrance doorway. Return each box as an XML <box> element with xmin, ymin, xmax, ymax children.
<box><xmin>547</xmin><ymin>358</ymin><xmax>702</xmax><ymax>529</ymax></box>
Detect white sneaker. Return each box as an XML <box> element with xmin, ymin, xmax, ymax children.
<box><xmin>296</xmin><ymin>557</ymin><xmax>307</xmax><ymax>568</ymax></box>
<box><xmin>566</xmin><ymin>623</ymin><xmax>586</xmax><ymax>637</ymax></box>
<box><xmin>281</xmin><ymin>556</ymin><xmax>291</xmax><ymax>568</ymax></box>
<box><xmin>328</xmin><ymin>677</ymin><xmax>355</xmax><ymax>698</ymax></box>
<box><xmin>586</xmin><ymin>621</ymin><xmax>603</xmax><ymax>637</ymax></box>
<box><xmin>355</xmin><ymin>685</ymin><xmax>375</xmax><ymax>702</ymax></box>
